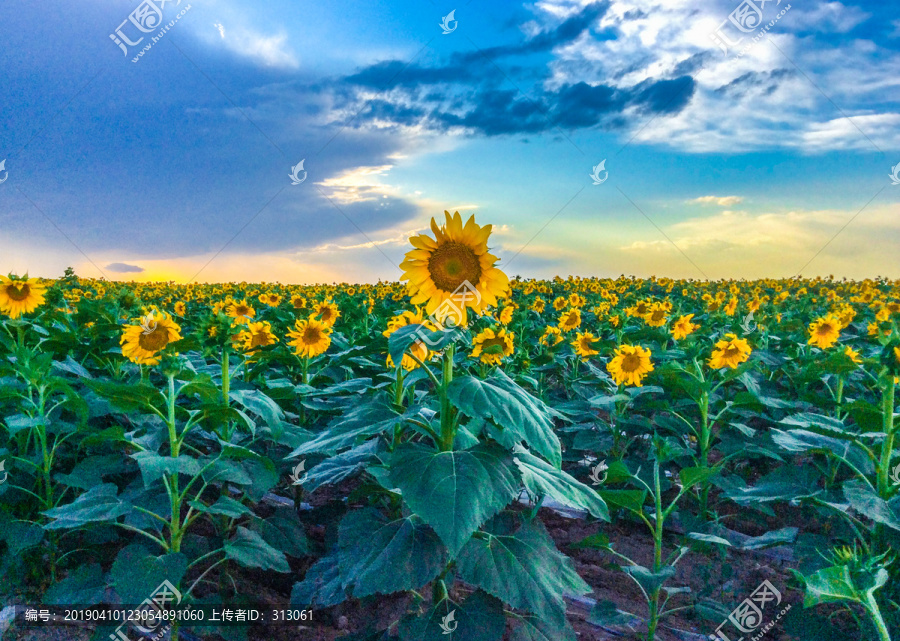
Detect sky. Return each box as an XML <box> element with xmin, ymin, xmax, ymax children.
<box><xmin>1</xmin><ymin>0</ymin><xmax>898</xmax><ymax>283</ymax></box>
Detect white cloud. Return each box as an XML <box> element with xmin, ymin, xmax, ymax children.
<box><xmin>688</xmin><ymin>195</ymin><xmax>744</xmax><ymax>206</ymax></box>
<box><xmin>204</xmin><ymin>21</ymin><xmax>299</xmax><ymax>69</ymax></box>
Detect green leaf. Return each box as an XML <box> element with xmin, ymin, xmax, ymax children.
<box><xmin>83</xmin><ymin>378</ymin><xmax>162</xmax><ymax>413</ymax></box>
<box><xmin>513</xmin><ymin>447</ymin><xmax>609</xmax><ymax>520</ymax></box>
<box><xmin>224</xmin><ymin>526</ymin><xmax>290</xmax><ymax>573</ymax></box>
<box><xmin>286</xmin><ymin>394</ymin><xmax>405</xmax><ymax>456</ymax></box>
<box><xmin>843</xmin><ymin>480</ymin><xmax>900</xmax><ymax>531</ymax></box>
<box><xmin>456</xmin><ymin>516</ymin><xmax>590</xmax><ymax>629</ymax></box>
<box><xmin>43</xmin><ymin>564</ymin><xmax>106</xmax><ymax>605</ymax></box>
<box><xmin>687</xmin><ymin>532</ymin><xmax>732</xmax><ymax>547</ymax></box>
<box><xmin>596</xmin><ymin>489</ymin><xmax>647</xmax><ymax>513</ymax></box>
<box><xmin>43</xmin><ymin>483</ymin><xmax>132</xmax><ymax>530</ymax></box>
<box><xmin>448</xmin><ymin>371</ymin><xmax>561</xmax><ymax>466</ymax></box>
<box><xmin>189</xmin><ymin>496</ymin><xmax>251</xmax><ymax>519</ymax></box>
<box><xmin>398</xmin><ymin>590</ymin><xmax>506</xmax><ymax>641</ymax></box>
<box><xmin>799</xmin><ymin>566</ymin><xmax>859</xmax><ymax>607</ymax></box>
<box><xmin>291</xmin><ymin>551</ymin><xmax>346</xmax><ymax>608</ymax></box>
<box><xmin>0</xmin><ymin>520</ymin><xmax>44</xmax><ymax>554</ymax></box>
<box><xmin>111</xmin><ymin>544</ymin><xmax>187</xmax><ymax>605</ymax></box>
<box><xmin>388</xmin><ymin>324</ymin><xmax>464</xmax><ymax>365</ymax></box>
<box><xmin>622</xmin><ymin>565</ymin><xmax>676</xmax><ymax>595</ymax></box>
<box><xmin>131</xmin><ymin>452</ymin><xmax>201</xmax><ymax>488</ymax></box>
<box><xmin>248</xmin><ymin>507</ymin><xmax>309</xmax><ymax>558</ymax></box>
<box><xmin>738</xmin><ymin>527</ymin><xmax>798</xmax><ymax>550</ymax></box>
<box><xmin>588</xmin><ymin>600</ymin><xmax>641</xmax><ymax>628</ymax></box>
<box><xmin>338</xmin><ymin>508</ymin><xmax>447</xmax><ymax>598</ymax></box>
<box><xmin>678</xmin><ymin>466</ymin><xmax>717</xmax><ymax>491</ymax></box>
<box><xmin>389</xmin><ymin>442</ymin><xmax>519</xmax><ymax>554</ymax></box>
<box><xmin>302</xmin><ymin>440</ymin><xmax>378</xmax><ymax>493</ymax></box>
<box><xmin>509</xmin><ymin>613</ymin><xmax>577</xmax><ymax>641</ymax></box>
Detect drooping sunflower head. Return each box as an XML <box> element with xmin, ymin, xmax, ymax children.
<box><xmin>540</xmin><ymin>325</ymin><xmax>563</xmax><ymax>347</ymax></box>
<box><xmin>400</xmin><ymin>211</ymin><xmax>509</xmax><ymax>327</ymax></box>
<box><xmin>606</xmin><ymin>344</ymin><xmax>654</xmax><ymax>387</ymax></box>
<box><xmin>471</xmin><ymin>327</ymin><xmax>515</xmax><ymax>366</ymax></box>
<box><xmin>671</xmin><ymin>313</ymin><xmax>699</xmax><ymax>340</ymax></box>
<box><xmin>286</xmin><ymin>316</ymin><xmax>332</xmax><ymax>359</ymax></box>
<box><xmin>120</xmin><ymin>310</ymin><xmax>183</xmax><ymax>366</ymax></box>
<box><xmin>0</xmin><ymin>275</ymin><xmax>47</xmax><ymax>319</ymax></box>
<box><xmin>572</xmin><ymin>332</ymin><xmax>600</xmax><ymax>360</ymax></box>
<box><xmin>708</xmin><ymin>333</ymin><xmax>752</xmax><ymax>370</ymax></box>
<box><xmin>383</xmin><ymin>308</ymin><xmax>435</xmax><ymax>370</ymax></box>
<box><xmin>808</xmin><ymin>315</ymin><xmax>842</xmax><ymax>349</ymax></box>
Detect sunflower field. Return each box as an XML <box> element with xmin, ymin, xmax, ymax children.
<box><xmin>1</xmin><ymin>212</ymin><xmax>899</xmax><ymax>641</ymax></box>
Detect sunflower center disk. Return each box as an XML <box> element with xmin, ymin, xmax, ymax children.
<box><xmin>303</xmin><ymin>327</ymin><xmax>321</xmax><ymax>343</ymax></box>
<box><xmin>7</xmin><ymin>284</ymin><xmax>30</xmax><ymax>301</ymax></box>
<box><xmin>428</xmin><ymin>242</ymin><xmax>482</xmax><ymax>293</ymax></box>
<box><xmin>138</xmin><ymin>328</ymin><xmax>170</xmax><ymax>351</ymax></box>
<box><xmin>621</xmin><ymin>353</ymin><xmax>642</xmax><ymax>372</ymax></box>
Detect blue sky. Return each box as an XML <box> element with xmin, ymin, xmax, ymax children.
<box><xmin>1</xmin><ymin>0</ymin><xmax>898</xmax><ymax>283</ymax></box>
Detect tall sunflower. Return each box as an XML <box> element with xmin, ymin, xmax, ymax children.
<box><xmin>121</xmin><ymin>311</ymin><xmax>183</xmax><ymax>366</ymax></box>
<box><xmin>313</xmin><ymin>300</ymin><xmax>341</xmax><ymax>327</ymax></box>
<box><xmin>607</xmin><ymin>344</ymin><xmax>654</xmax><ymax>387</ymax></box>
<box><xmin>471</xmin><ymin>327</ymin><xmax>515</xmax><ymax>366</ymax></box>
<box><xmin>558</xmin><ymin>308</ymin><xmax>582</xmax><ymax>332</ymax></box>
<box><xmin>226</xmin><ymin>299</ymin><xmax>256</xmax><ymax>325</ymax></box>
<box><xmin>234</xmin><ymin>320</ymin><xmax>278</xmax><ymax>355</ymax></box>
<box><xmin>0</xmin><ymin>275</ymin><xmax>47</xmax><ymax>319</ymax></box>
<box><xmin>708</xmin><ymin>333</ymin><xmax>752</xmax><ymax>369</ymax></box>
<box><xmin>671</xmin><ymin>314</ymin><xmax>699</xmax><ymax>340</ymax></box>
<box><xmin>286</xmin><ymin>316</ymin><xmax>332</xmax><ymax>358</ymax></box>
<box><xmin>400</xmin><ymin>211</ymin><xmax>509</xmax><ymax>327</ymax></box>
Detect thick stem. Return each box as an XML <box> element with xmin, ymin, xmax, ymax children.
<box><xmin>877</xmin><ymin>379</ymin><xmax>896</xmax><ymax>499</ymax></box>
<box><xmin>698</xmin><ymin>390</ymin><xmax>711</xmax><ymax>519</ymax></box>
<box><xmin>221</xmin><ymin>345</ymin><xmax>231</xmax><ymax>405</ymax></box>
<box><xmin>439</xmin><ymin>345</ymin><xmax>456</xmax><ymax>451</ymax></box>
<box><xmin>165</xmin><ymin>375</ymin><xmax>183</xmax><ymax>553</ymax></box>
<box><xmin>863</xmin><ymin>591</ymin><xmax>892</xmax><ymax>641</ymax></box>
<box><xmin>647</xmin><ymin>458</ymin><xmax>663</xmax><ymax>641</ymax></box>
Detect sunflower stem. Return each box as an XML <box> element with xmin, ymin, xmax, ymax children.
<box><xmin>439</xmin><ymin>344</ymin><xmax>456</xmax><ymax>451</ymax></box>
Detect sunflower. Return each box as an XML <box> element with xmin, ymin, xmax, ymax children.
<box><xmin>259</xmin><ymin>293</ymin><xmax>282</xmax><ymax>307</ymax></box>
<box><xmin>382</xmin><ymin>309</ymin><xmax>435</xmax><ymax>370</ymax></box>
<box><xmin>540</xmin><ymin>325</ymin><xmax>563</xmax><ymax>347</ymax></box>
<box><xmin>808</xmin><ymin>315</ymin><xmax>842</xmax><ymax>349</ymax></box>
<box><xmin>226</xmin><ymin>299</ymin><xmax>256</xmax><ymax>325</ymax></box>
<box><xmin>400</xmin><ymin>211</ymin><xmax>509</xmax><ymax>327</ymax></box>
<box><xmin>708</xmin><ymin>333</ymin><xmax>752</xmax><ymax>370</ymax></box>
<box><xmin>471</xmin><ymin>327</ymin><xmax>515</xmax><ymax>366</ymax></box>
<box><xmin>724</xmin><ymin>297</ymin><xmax>738</xmax><ymax>316</ymax></box>
<box><xmin>173</xmin><ymin>301</ymin><xmax>186</xmax><ymax>316</ymax></box>
<box><xmin>530</xmin><ymin>298</ymin><xmax>546</xmax><ymax>314</ymax></box>
<box><xmin>0</xmin><ymin>276</ymin><xmax>47</xmax><ymax>319</ymax></box>
<box><xmin>843</xmin><ymin>345</ymin><xmax>862</xmax><ymax>364</ymax></box>
<box><xmin>552</xmin><ymin>297</ymin><xmax>568</xmax><ymax>311</ymax></box>
<box><xmin>671</xmin><ymin>314</ymin><xmax>699</xmax><ymax>340</ymax></box>
<box><xmin>558</xmin><ymin>308</ymin><xmax>581</xmax><ymax>332</ymax></box>
<box><xmin>234</xmin><ymin>320</ymin><xmax>278</xmax><ymax>355</ymax></box>
<box><xmin>313</xmin><ymin>300</ymin><xmax>341</xmax><ymax>326</ymax></box>
<box><xmin>121</xmin><ymin>311</ymin><xmax>183</xmax><ymax>366</ymax></box>
<box><xmin>498</xmin><ymin>306</ymin><xmax>514</xmax><ymax>325</ymax></box>
<box><xmin>607</xmin><ymin>344</ymin><xmax>654</xmax><ymax>387</ymax></box>
<box><xmin>286</xmin><ymin>316</ymin><xmax>332</xmax><ymax>358</ymax></box>
<box><xmin>572</xmin><ymin>332</ymin><xmax>600</xmax><ymax>360</ymax></box>
<box><xmin>643</xmin><ymin>303</ymin><xmax>668</xmax><ymax>328</ymax></box>
<box><xmin>290</xmin><ymin>295</ymin><xmax>307</xmax><ymax>310</ymax></box>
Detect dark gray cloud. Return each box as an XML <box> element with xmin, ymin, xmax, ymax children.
<box><xmin>106</xmin><ymin>263</ymin><xmax>145</xmax><ymax>273</ymax></box>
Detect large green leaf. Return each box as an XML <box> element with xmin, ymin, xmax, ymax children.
<box><xmin>448</xmin><ymin>371</ymin><xmax>561</xmax><ymax>466</ymax></box>
<box><xmin>42</xmin><ymin>483</ymin><xmax>132</xmax><ymax>530</ymax></box>
<box><xmin>83</xmin><ymin>378</ymin><xmax>163</xmax><ymax>413</ymax></box>
<box><xmin>456</xmin><ymin>516</ymin><xmax>590</xmax><ymax>628</ymax></box>
<box><xmin>799</xmin><ymin>566</ymin><xmax>859</xmax><ymax>606</ymax></box>
<box><xmin>622</xmin><ymin>565</ymin><xmax>676</xmax><ymax>595</ymax></box>
<box><xmin>43</xmin><ymin>564</ymin><xmax>107</xmax><ymax>605</ymax></box>
<box><xmin>110</xmin><ymin>544</ymin><xmax>187</xmax><ymax>605</ymax></box>
<box><xmin>291</xmin><ymin>551</ymin><xmax>346</xmax><ymax>608</ymax></box>
<box><xmin>338</xmin><ymin>508</ymin><xmax>447</xmax><ymax>598</ymax></box>
<box><xmin>389</xmin><ymin>442</ymin><xmax>519</xmax><ymax>554</ymax></box>
<box><xmin>596</xmin><ymin>489</ymin><xmax>647</xmax><ymax>513</ymax></box>
<box><xmin>302</xmin><ymin>440</ymin><xmax>378</xmax><ymax>493</ymax></box>
<box><xmin>843</xmin><ymin>480</ymin><xmax>900</xmax><ymax>531</ymax></box>
<box><xmin>513</xmin><ymin>447</ymin><xmax>609</xmax><ymax>520</ymax></box>
<box><xmin>398</xmin><ymin>590</ymin><xmax>506</xmax><ymax>641</ymax></box>
<box><xmin>286</xmin><ymin>394</ymin><xmax>406</xmax><ymax>456</ymax></box>
<box><xmin>248</xmin><ymin>507</ymin><xmax>309</xmax><ymax>558</ymax></box>
<box><xmin>131</xmin><ymin>452</ymin><xmax>202</xmax><ymax>488</ymax></box>
<box><xmin>509</xmin><ymin>613</ymin><xmax>577</xmax><ymax>641</ymax></box>
<box><xmin>224</xmin><ymin>526</ymin><xmax>290</xmax><ymax>573</ymax></box>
